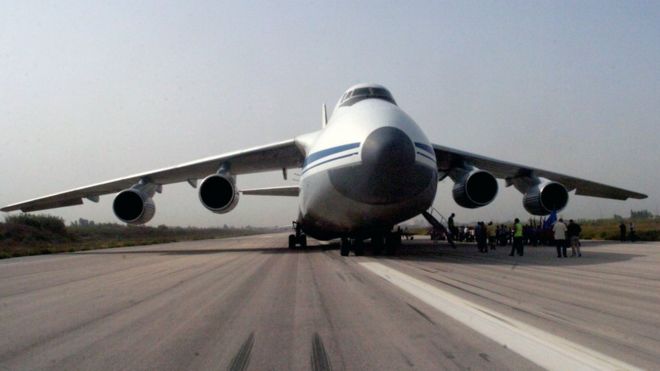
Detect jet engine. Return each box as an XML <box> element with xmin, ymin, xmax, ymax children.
<box><xmin>523</xmin><ymin>181</ymin><xmax>569</xmax><ymax>215</ymax></box>
<box><xmin>199</xmin><ymin>173</ymin><xmax>239</xmax><ymax>213</ymax></box>
<box><xmin>113</xmin><ymin>188</ymin><xmax>156</xmax><ymax>224</ymax></box>
<box><xmin>452</xmin><ymin>170</ymin><xmax>498</xmax><ymax>208</ymax></box>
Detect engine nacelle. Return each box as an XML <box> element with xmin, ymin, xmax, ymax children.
<box><xmin>523</xmin><ymin>181</ymin><xmax>569</xmax><ymax>215</ymax></box>
<box><xmin>452</xmin><ymin>170</ymin><xmax>498</xmax><ymax>208</ymax></box>
<box><xmin>199</xmin><ymin>173</ymin><xmax>239</xmax><ymax>213</ymax></box>
<box><xmin>113</xmin><ymin>189</ymin><xmax>156</xmax><ymax>224</ymax></box>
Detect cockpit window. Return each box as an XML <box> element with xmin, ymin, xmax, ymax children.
<box><xmin>351</xmin><ymin>88</ymin><xmax>371</xmax><ymax>97</ymax></box>
<box><xmin>339</xmin><ymin>87</ymin><xmax>396</xmax><ymax>107</ymax></box>
<box><xmin>371</xmin><ymin>88</ymin><xmax>390</xmax><ymax>97</ymax></box>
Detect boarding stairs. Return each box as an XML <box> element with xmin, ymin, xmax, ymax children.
<box><xmin>421</xmin><ymin>207</ymin><xmax>456</xmax><ymax>248</ymax></box>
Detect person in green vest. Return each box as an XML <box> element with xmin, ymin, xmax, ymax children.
<box><xmin>509</xmin><ymin>218</ymin><xmax>524</xmax><ymax>256</ymax></box>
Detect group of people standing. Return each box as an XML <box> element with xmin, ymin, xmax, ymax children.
<box><xmin>510</xmin><ymin>217</ymin><xmax>582</xmax><ymax>257</ymax></box>
<box><xmin>619</xmin><ymin>222</ymin><xmax>637</xmax><ymax>242</ymax></box>
<box><xmin>474</xmin><ymin>221</ymin><xmax>496</xmax><ymax>253</ymax></box>
<box><xmin>551</xmin><ymin>218</ymin><xmax>582</xmax><ymax>258</ymax></box>
<box><xmin>446</xmin><ymin>214</ymin><xmax>583</xmax><ymax>258</ymax></box>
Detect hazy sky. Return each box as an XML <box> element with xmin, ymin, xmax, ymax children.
<box><xmin>1</xmin><ymin>1</ymin><xmax>658</xmax><ymax>227</ymax></box>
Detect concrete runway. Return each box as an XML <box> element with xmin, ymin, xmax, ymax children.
<box><xmin>1</xmin><ymin>235</ymin><xmax>658</xmax><ymax>370</ymax></box>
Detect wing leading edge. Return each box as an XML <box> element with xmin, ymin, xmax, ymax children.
<box><xmin>2</xmin><ymin>139</ymin><xmax>305</xmax><ymax>213</ymax></box>
<box><xmin>432</xmin><ymin>144</ymin><xmax>647</xmax><ymax>201</ymax></box>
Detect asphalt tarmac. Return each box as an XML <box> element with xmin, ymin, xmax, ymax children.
<box><xmin>1</xmin><ymin>235</ymin><xmax>658</xmax><ymax>370</ymax></box>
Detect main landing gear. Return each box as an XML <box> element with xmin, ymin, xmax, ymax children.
<box><xmin>340</xmin><ymin>232</ymin><xmax>401</xmax><ymax>257</ymax></box>
<box><xmin>288</xmin><ymin>221</ymin><xmax>307</xmax><ymax>249</ymax></box>
<box><xmin>340</xmin><ymin>238</ymin><xmax>364</xmax><ymax>256</ymax></box>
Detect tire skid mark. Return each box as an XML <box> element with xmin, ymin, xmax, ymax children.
<box><xmin>430</xmin><ymin>340</ymin><xmax>468</xmax><ymax>370</ymax></box>
<box><xmin>228</xmin><ymin>332</ymin><xmax>255</xmax><ymax>371</ymax></box>
<box><xmin>350</xmin><ymin>272</ymin><xmax>365</xmax><ymax>284</ymax></box>
<box><xmin>395</xmin><ymin>347</ymin><xmax>414</xmax><ymax>367</ymax></box>
<box><xmin>310</xmin><ymin>333</ymin><xmax>332</xmax><ymax>371</ymax></box>
<box><xmin>406</xmin><ymin>303</ymin><xmax>436</xmax><ymax>325</ymax></box>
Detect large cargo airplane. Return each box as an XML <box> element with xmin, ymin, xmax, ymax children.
<box><xmin>2</xmin><ymin>84</ymin><xmax>647</xmax><ymax>256</ymax></box>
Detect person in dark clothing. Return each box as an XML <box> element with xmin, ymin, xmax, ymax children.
<box><xmin>448</xmin><ymin>213</ymin><xmax>456</xmax><ymax>237</ymax></box>
<box><xmin>619</xmin><ymin>222</ymin><xmax>626</xmax><ymax>242</ymax></box>
<box><xmin>510</xmin><ymin>218</ymin><xmax>524</xmax><ymax>256</ymax></box>
<box><xmin>499</xmin><ymin>225</ymin><xmax>509</xmax><ymax>246</ymax></box>
<box><xmin>476</xmin><ymin>222</ymin><xmax>488</xmax><ymax>253</ymax></box>
<box><xmin>532</xmin><ymin>226</ymin><xmax>541</xmax><ymax>246</ymax></box>
<box><xmin>567</xmin><ymin>219</ymin><xmax>582</xmax><ymax>257</ymax></box>
<box><xmin>629</xmin><ymin>223</ymin><xmax>637</xmax><ymax>242</ymax></box>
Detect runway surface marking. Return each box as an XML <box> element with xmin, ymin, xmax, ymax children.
<box><xmin>360</xmin><ymin>261</ymin><xmax>640</xmax><ymax>371</ymax></box>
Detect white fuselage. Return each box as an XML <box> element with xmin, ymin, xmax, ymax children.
<box><xmin>297</xmin><ymin>97</ymin><xmax>438</xmax><ymax>240</ymax></box>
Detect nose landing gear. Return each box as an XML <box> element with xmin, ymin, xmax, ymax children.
<box><xmin>288</xmin><ymin>221</ymin><xmax>307</xmax><ymax>249</ymax></box>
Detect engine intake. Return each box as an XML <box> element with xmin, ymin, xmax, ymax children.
<box><xmin>452</xmin><ymin>170</ymin><xmax>498</xmax><ymax>208</ymax></box>
<box><xmin>523</xmin><ymin>182</ymin><xmax>569</xmax><ymax>215</ymax></box>
<box><xmin>113</xmin><ymin>189</ymin><xmax>155</xmax><ymax>224</ymax></box>
<box><xmin>199</xmin><ymin>173</ymin><xmax>239</xmax><ymax>213</ymax></box>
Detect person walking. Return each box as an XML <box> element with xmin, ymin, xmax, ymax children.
<box><xmin>510</xmin><ymin>218</ymin><xmax>524</xmax><ymax>256</ymax></box>
<box><xmin>553</xmin><ymin>218</ymin><xmax>568</xmax><ymax>258</ymax></box>
<box><xmin>448</xmin><ymin>213</ymin><xmax>456</xmax><ymax>238</ymax></box>
<box><xmin>619</xmin><ymin>222</ymin><xmax>626</xmax><ymax>242</ymax></box>
<box><xmin>567</xmin><ymin>219</ymin><xmax>582</xmax><ymax>257</ymax></box>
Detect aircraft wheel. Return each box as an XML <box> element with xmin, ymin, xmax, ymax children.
<box><xmin>288</xmin><ymin>234</ymin><xmax>296</xmax><ymax>249</ymax></box>
<box><xmin>340</xmin><ymin>238</ymin><xmax>350</xmax><ymax>256</ymax></box>
<box><xmin>372</xmin><ymin>235</ymin><xmax>384</xmax><ymax>255</ymax></box>
<box><xmin>353</xmin><ymin>239</ymin><xmax>365</xmax><ymax>256</ymax></box>
<box><xmin>299</xmin><ymin>234</ymin><xmax>307</xmax><ymax>248</ymax></box>
<box><xmin>385</xmin><ymin>233</ymin><xmax>400</xmax><ymax>255</ymax></box>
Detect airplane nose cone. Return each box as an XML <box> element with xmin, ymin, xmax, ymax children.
<box><xmin>328</xmin><ymin>126</ymin><xmax>436</xmax><ymax>205</ymax></box>
<box><xmin>361</xmin><ymin>127</ymin><xmax>415</xmax><ymax>172</ymax></box>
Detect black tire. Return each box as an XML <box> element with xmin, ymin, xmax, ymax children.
<box><xmin>288</xmin><ymin>234</ymin><xmax>296</xmax><ymax>249</ymax></box>
<box><xmin>385</xmin><ymin>233</ymin><xmax>399</xmax><ymax>255</ymax></box>
<box><xmin>300</xmin><ymin>234</ymin><xmax>307</xmax><ymax>248</ymax></box>
<box><xmin>372</xmin><ymin>235</ymin><xmax>384</xmax><ymax>255</ymax></box>
<box><xmin>340</xmin><ymin>238</ymin><xmax>350</xmax><ymax>256</ymax></box>
<box><xmin>353</xmin><ymin>240</ymin><xmax>365</xmax><ymax>256</ymax></box>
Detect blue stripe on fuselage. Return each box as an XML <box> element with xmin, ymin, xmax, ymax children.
<box><xmin>301</xmin><ymin>141</ymin><xmax>435</xmax><ymax>174</ymax></box>
<box><xmin>303</xmin><ymin>142</ymin><xmax>360</xmax><ymax>168</ymax></box>
<box><xmin>301</xmin><ymin>152</ymin><xmax>359</xmax><ymax>175</ymax></box>
<box><xmin>417</xmin><ymin>151</ymin><xmax>436</xmax><ymax>162</ymax></box>
<box><xmin>414</xmin><ymin>142</ymin><xmax>434</xmax><ymax>155</ymax></box>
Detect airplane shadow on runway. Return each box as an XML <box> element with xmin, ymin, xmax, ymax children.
<box><xmin>77</xmin><ymin>240</ymin><xmax>642</xmax><ymax>267</ymax></box>
<box><xmin>307</xmin><ymin>239</ymin><xmax>643</xmax><ymax>267</ymax></box>
<box><xmin>381</xmin><ymin>240</ymin><xmax>644</xmax><ymax>267</ymax></box>
<box><xmin>75</xmin><ymin>244</ymin><xmax>337</xmax><ymax>256</ymax></box>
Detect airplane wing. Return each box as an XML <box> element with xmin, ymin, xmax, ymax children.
<box><xmin>432</xmin><ymin>144</ymin><xmax>647</xmax><ymax>200</ymax></box>
<box><xmin>2</xmin><ymin>139</ymin><xmax>305</xmax><ymax>212</ymax></box>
